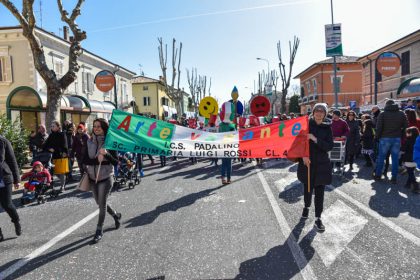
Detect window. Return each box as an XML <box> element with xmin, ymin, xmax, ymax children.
<box><xmin>306</xmin><ymin>81</ymin><xmax>311</xmax><ymax>95</ymax></box>
<box><xmin>82</xmin><ymin>72</ymin><xmax>94</xmax><ymax>93</ymax></box>
<box><xmin>54</xmin><ymin>60</ymin><xmax>64</xmax><ymax>78</ymax></box>
<box><xmin>143</xmin><ymin>85</ymin><xmax>149</xmax><ymax>91</ymax></box>
<box><xmin>143</xmin><ymin>96</ymin><xmax>151</xmax><ymax>106</ymax></box>
<box><xmin>0</xmin><ymin>55</ymin><xmax>13</xmax><ymax>83</ymax></box>
<box><xmin>161</xmin><ymin>97</ymin><xmax>169</xmax><ymax>106</ymax></box>
<box><xmin>312</xmin><ymin>79</ymin><xmax>317</xmax><ymax>95</ymax></box>
<box><xmin>401</xmin><ymin>51</ymin><xmax>410</xmax><ymax>76</ymax></box>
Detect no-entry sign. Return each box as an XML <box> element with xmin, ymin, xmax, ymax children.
<box><xmin>95</xmin><ymin>70</ymin><xmax>115</xmax><ymax>92</ymax></box>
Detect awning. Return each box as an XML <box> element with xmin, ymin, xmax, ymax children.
<box><xmin>397</xmin><ymin>77</ymin><xmax>420</xmax><ymax>95</ymax></box>
<box><xmin>7</xmin><ymin>86</ymin><xmax>114</xmax><ymax>113</ymax></box>
<box><xmin>163</xmin><ymin>105</ymin><xmax>169</xmax><ymax>112</ymax></box>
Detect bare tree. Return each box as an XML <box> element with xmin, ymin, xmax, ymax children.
<box><xmin>158</xmin><ymin>37</ymin><xmax>183</xmax><ymax>117</ymax></box>
<box><xmin>186</xmin><ymin>68</ymin><xmax>198</xmax><ymax>113</ymax></box>
<box><xmin>0</xmin><ymin>0</ymin><xmax>87</xmax><ymax>125</ymax></box>
<box><xmin>277</xmin><ymin>36</ymin><xmax>300</xmax><ymax>113</ymax></box>
<box><xmin>270</xmin><ymin>70</ymin><xmax>279</xmax><ymax>117</ymax></box>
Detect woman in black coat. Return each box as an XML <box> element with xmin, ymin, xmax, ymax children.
<box><xmin>297</xmin><ymin>103</ymin><xmax>333</xmax><ymax>232</ymax></box>
<box><xmin>43</xmin><ymin>121</ymin><xmax>68</xmax><ymax>192</ymax></box>
<box><xmin>0</xmin><ymin>135</ymin><xmax>22</xmax><ymax>242</ymax></box>
<box><xmin>345</xmin><ymin>111</ymin><xmax>361</xmax><ymax>170</ymax></box>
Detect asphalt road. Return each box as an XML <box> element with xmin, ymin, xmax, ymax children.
<box><xmin>0</xmin><ymin>157</ymin><xmax>419</xmax><ymax>279</ymax></box>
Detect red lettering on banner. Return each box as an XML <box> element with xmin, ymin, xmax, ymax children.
<box><xmin>191</xmin><ymin>133</ymin><xmax>201</xmax><ymax>140</ymax></box>
<box><xmin>117</xmin><ymin>115</ymin><xmax>131</xmax><ymax>132</ymax></box>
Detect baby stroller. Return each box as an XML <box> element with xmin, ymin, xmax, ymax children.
<box><xmin>20</xmin><ymin>180</ymin><xmax>52</xmax><ymax>205</ymax></box>
<box><xmin>113</xmin><ymin>152</ymin><xmax>141</xmax><ymax>191</ymax></box>
<box><xmin>30</xmin><ymin>151</ymin><xmax>60</xmax><ymax>198</ymax></box>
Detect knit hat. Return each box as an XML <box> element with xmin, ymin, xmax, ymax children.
<box><xmin>313</xmin><ymin>103</ymin><xmax>328</xmax><ymax>115</ymax></box>
<box><xmin>332</xmin><ymin>110</ymin><xmax>341</xmax><ymax>117</ymax></box>
<box><xmin>32</xmin><ymin>161</ymin><xmax>43</xmax><ymax>168</ymax></box>
<box><xmin>77</xmin><ymin>124</ymin><xmax>85</xmax><ymax>131</ymax></box>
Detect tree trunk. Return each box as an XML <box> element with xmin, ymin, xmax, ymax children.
<box><xmin>46</xmin><ymin>85</ymin><xmax>63</xmax><ymax>127</ymax></box>
<box><xmin>281</xmin><ymin>90</ymin><xmax>287</xmax><ymax>113</ymax></box>
<box><xmin>175</xmin><ymin>98</ymin><xmax>182</xmax><ymax>118</ymax></box>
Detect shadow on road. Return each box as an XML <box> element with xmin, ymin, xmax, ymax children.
<box><xmin>125</xmin><ymin>185</ymin><xmax>227</xmax><ymax>228</ymax></box>
<box><xmin>1</xmin><ymin>234</ymin><xmax>94</xmax><ymax>280</ymax></box>
<box><xmin>234</xmin><ymin>219</ymin><xmax>316</xmax><ymax>280</ymax></box>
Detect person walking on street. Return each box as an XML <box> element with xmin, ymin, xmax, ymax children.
<box><xmin>0</xmin><ymin>135</ymin><xmax>22</xmax><ymax>242</ymax></box>
<box><xmin>345</xmin><ymin>111</ymin><xmax>361</xmax><ymax>170</ymax></box>
<box><xmin>297</xmin><ymin>103</ymin><xmax>333</xmax><ymax>232</ymax></box>
<box><xmin>331</xmin><ymin>110</ymin><xmax>349</xmax><ymax>138</ymax></box>
<box><xmin>83</xmin><ymin>118</ymin><xmax>121</xmax><ymax>244</ymax></box>
<box><xmin>71</xmin><ymin>123</ymin><xmax>90</xmax><ymax>176</ymax></box>
<box><xmin>402</xmin><ymin>127</ymin><xmax>420</xmax><ymax>193</ymax></box>
<box><xmin>219</xmin><ymin>122</ymin><xmax>236</xmax><ymax>184</ymax></box>
<box><xmin>44</xmin><ymin>121</ymin><xmax>68</xmax><ymax>192</ymax></box>
<box><xmin>374</xmin><ymin>99</ymin><xmax>408</xmax><ymax>184</ymax></box>
<box><xmin>29</xmin><ymin>125</ymin><xmax>48</xmax><ymax>158</ymax></box>
<box><xmin>63</xmin><ymin>121</ymin><xmax>76</xmax><ymax>182</ymax></box>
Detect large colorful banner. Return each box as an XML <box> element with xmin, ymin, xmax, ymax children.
<box><xmin>104</xmin><ymin>110</ymin><xmax>309</xmax><ymax>158</ymax></box>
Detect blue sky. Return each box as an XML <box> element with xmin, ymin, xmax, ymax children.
<box><xmin>1</xmin><ymin>0</ymin><xmax>419</xmax><ymax>104</ymax></box>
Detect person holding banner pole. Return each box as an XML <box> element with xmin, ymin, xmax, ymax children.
<box><xmin>297</xmin><ymin>103</ymin><xmax>333</xmax><ymax>232</ymax></box>
<box><xmin>83</xmin><ymin>118</ymin><xmax>122</xmax><ymax>244</ymax></box>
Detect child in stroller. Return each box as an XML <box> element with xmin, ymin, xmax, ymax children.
<box><xmin>113</xmin><ymin>152</ymin><xmax>140</xmax><ymax>191</ymax></box>
<box><xmin>20</xmin><ymin>161</ymin><xmax>53</xmax><ymax>205</ymax></box>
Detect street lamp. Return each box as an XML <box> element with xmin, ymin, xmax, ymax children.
<box><xmin>113</xmin><ymin>65</ymin><xmax>120</xmax><ymax>109</ymax></box>
<box><xmin>256</xmin><ymin>57</ymin><xmax>270</xmax><ymax>75</ymax></box>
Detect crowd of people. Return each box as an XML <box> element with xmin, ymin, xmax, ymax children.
<box><xmin>1</xmin><ymin>97</ymin><xmax>419</xmax><ymax>242</ymax></box>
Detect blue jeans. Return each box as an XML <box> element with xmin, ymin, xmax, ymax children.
<box><xmin>221</xmin><ymin>158</ymin><xmax>232</xmax><ymax>179</ymax></box>
<box><xmin>375</xmin><ymin>138</ymin><xmax>401</xmax><ymax>179</ymax></box>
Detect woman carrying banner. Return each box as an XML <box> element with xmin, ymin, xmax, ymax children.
<box><xmin>83</xmin><ymin>118</ymin><xmax>122</xmax><ymax>244</ymax></box>
<box><xmin>297</xmin><ymin>103</ymin><xmax>333</xmax><ymax>232</ymax></box>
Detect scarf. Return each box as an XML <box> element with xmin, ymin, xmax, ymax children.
<box><xmin>87</xmin><ymin>134</ymin><xmax>105</xmax><ymax>159</ymax></box>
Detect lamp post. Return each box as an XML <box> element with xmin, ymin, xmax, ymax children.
<box><xmin>113</xmin><ymin>65</ymin><xmax>120</xmax><ymax>109</ymax></box>
<box><xmin>330</xmin><ymin>0</ymin><xmax>339</xmax><ymax>109</ymax></box>
<box><xmin>256</xmin><ymin>57</ymin><xmax>270</xmax><ymax>76</ymax></box>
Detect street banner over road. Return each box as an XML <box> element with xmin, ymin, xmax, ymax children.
<box><xmin>105</xmin><ymin>110</ymin><xmax>309</xmax><ymax>158</ymax></box>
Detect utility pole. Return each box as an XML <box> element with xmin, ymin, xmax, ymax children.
<box><xmin>331</xmin><ymin>0</ymin><xmax>339</xmax><ymax>109</ymax></box>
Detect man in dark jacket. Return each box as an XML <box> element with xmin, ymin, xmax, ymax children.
<box><xmin>374</xmin><ymin>99</ymin><xmax>408</xmax><ymax>183</ymax></box>
<box><xmin>0</xmin><ymin>135</ymin><xmax>22</xmax><ymax>241</ymax></box>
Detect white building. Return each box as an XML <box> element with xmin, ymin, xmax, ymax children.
<box><xmin>0</xmin><ymin>26</ymin><xmax>136</xmax><ymax>132</ymax></box>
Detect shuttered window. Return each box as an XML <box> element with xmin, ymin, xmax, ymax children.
<box><xmin>0</xmin><ymin>56</ymin><xmax>13</xmax><ymax>83</ymax></box>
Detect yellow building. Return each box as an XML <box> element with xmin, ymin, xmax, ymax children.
<box><xmin>131</xmin><ymin>76</ymin><xmax>176</xmax><ymax>120</ymax></box>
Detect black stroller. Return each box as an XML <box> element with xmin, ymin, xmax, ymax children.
<box><xmin>30</xmin><ymin>152</ymin><xmax>60</xmax><ymax>200</ymax></box>
<box><xmin>113</xmin><ymin>152</ymin><xmax>141</xmax><ymax>191</ymax></box>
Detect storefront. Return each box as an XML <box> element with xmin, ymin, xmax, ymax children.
<box><xmin>6</xmin><ymin>86</ymin><xmax>115</xmax><ymax>132</ymax></box>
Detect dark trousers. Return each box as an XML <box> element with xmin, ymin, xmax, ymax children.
<box><xmin>160</xmin><ymin>156</ymin><xmax>166</xmax><ymax>167</ymax></box>
<box><xmin>136</xmin><ymin>153</ymin><xmax>144</xmax><ymax>171</ymax></box>
<box><xmin>91</xmin><ymin>177</ymin><xmax>116</xmax><ymax>230</ymax></box>
<box><xmin>0</xmin><ymin>183</ymin><xmax>20</xmax><ymax>224</ymax></box>
<box><xmin>303</xmin><ymin>184</ymin><xmax>325</xmax><ymax>218</ymax></box>
<box><xmin>221</xmin><ymin>158</ymin><xmax>232</xmax><ymax>179</ymax></box>
<box><xmin>406</xmin><ymin>167</ymin><xmax>416</xmax><ymax>185</ymax></box>
<box><xmin>364</xmin><ymin>154</ymin><xmax>373</xmax><ymax>166</ymax></box>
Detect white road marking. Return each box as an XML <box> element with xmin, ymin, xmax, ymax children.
<box><xmin>326</xmin><ymin>185</ymin><xmax>420</xmax><ymax>247</ymax></box>
<box><xmin>0</xmin><ymin>210</ymin><xmax>99</xmax><ymax>279</ymax></box>
<box><xmin>299</xmin><ymin>200</ymin><xmax>368</xmax><ymax>267</ymax></box>
<box><xmin>253</xmin><ymin>162</ymin><xmax>317</xmax><ymax>280</ymax></box>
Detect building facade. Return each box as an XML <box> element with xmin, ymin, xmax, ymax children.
<box><xmin>358</xmin><ymin>29</ymin><xmax>420</xmax><ymax>110</ymax></box>
<box><xmin>294</xmin><ymin>56</ymin><xmax>363</xmax><ymax>114</ymax></box>
<box><xmin>0</xmin><ymin>26</ymin><xmax>135</xmax><ymax>132</ymax></box>
<box><xmin>131</xmin><ymin>76</ymin><xmax>178</xmax><ymax>120</ymax></box>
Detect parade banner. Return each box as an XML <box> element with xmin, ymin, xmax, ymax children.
<box><xmin>104</xmin><ymin>110</ymin><xmax>309</xmax><ymax>158</ymax></box>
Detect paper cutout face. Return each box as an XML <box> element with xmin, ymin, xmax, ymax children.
<box><xmin>250</xmin><ymin>95</ymin><xmax>271</xmax><ymax>117</ymax></box>
<box><xmin>199</xmin><ymin>97</ymin><xmax>219</xmax><ymax>118</ymax></box>
<box><xmin>220</xmin><ymin>101</ymin><xmax>235</xmax><ymax>123</ymax></box>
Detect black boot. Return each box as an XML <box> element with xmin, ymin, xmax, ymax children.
<box><xmin>92</xmin><ymin>229</ymin><xmax>103</xmax><ymax>244</ymax></box>
<box><xmin>412</xmin><ymin>182</ymin><xmax>420</xmax><ymax>194</ymax></box>
<box><xmin>114</xmin><ymin>213</ymin><xmax>122</xmax><ymax>229</ymax></box>
<box><xmin>14</xmin><ymin>221</ymin><xmax>22</xmax><ymax>236</ymax></box>
<box><xmin>0</xmin><ymin>227</ymin><xmax>4</xmax><ymax>242</ymax></box>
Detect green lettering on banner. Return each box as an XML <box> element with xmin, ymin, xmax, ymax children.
<box><xmin>105</xmin><ymin>110</ymin><xmax>174</xmax><ymax>155</ymax></box>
